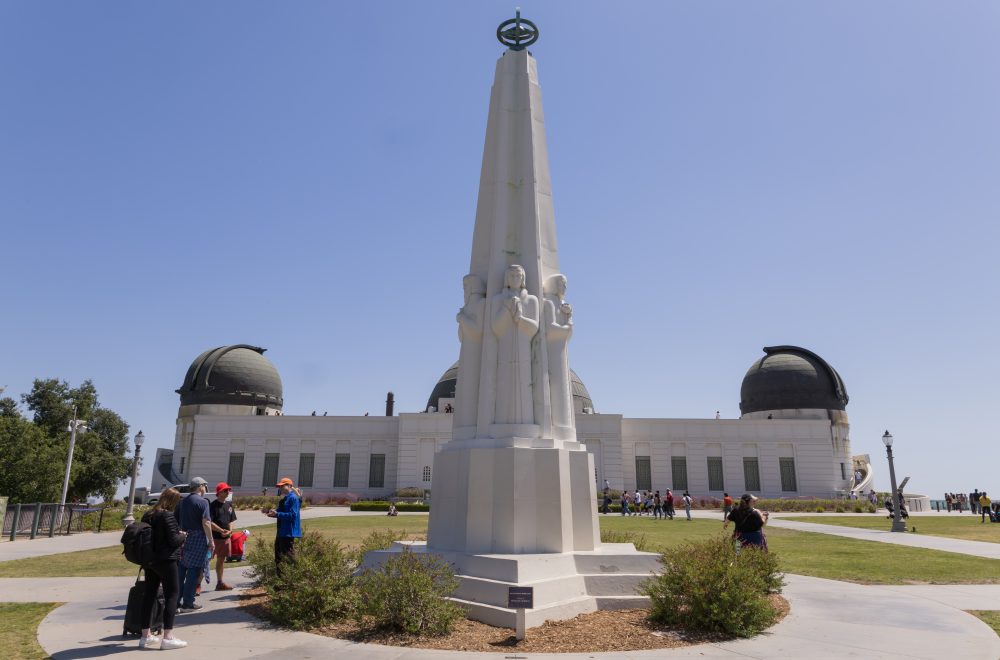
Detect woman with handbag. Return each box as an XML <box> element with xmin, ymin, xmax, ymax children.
<box><xmin>139</xmin><ymin>488</ymin><xmax>188</xmax><ymax>650</ymax></box>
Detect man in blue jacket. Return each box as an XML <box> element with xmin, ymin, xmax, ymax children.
<box><xmin>265</xmin><ymin>477</ymin><xmax>302</xmax><ymax>573</ymax></box>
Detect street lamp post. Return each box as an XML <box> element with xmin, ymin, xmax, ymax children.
<box><xmin>882</xmin><ymin>430</ymin><xmax>907</xmax><ymax>533</ymax></box>
<box><xmin>58</xmin><ymin>408</ymin><xmax>87</xmax><ymax>527</ymax></box>
<box><xmin>122</xmin><ymin>431</ymin><xmax>145</xmax><ymax>527</ymax></box>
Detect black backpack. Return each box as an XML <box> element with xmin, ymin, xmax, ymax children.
<box><xmin>121</xmin><ymin>520</ymin><xmax>154</xmax><ymax>566</ymax></box>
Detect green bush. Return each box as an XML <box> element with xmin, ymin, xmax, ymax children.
<box><xmin>79</xmin><ymin>506</ymin><xmax>150</xmax><ymax>530</ymax></box>
<box><xmin>867</xmin><ymin>504</ymin><xmax>877</xmax><ymax>513</ymax></box>
<box><xmin>835</xmin><ymin>505</ymin><xmax>845</xmax><ymax>513</ymax></box>
<box><xmin>853</xmin><ymin>504</ymin><xmax>864</xmax><ymax>513</ymax></box>
<box><xmin>253</xmin><ymin>532</ymin><xmax>357</xmax><ymax>630</ymax></box>
<box><xmin>350</xmin><ymin>501</ymin><xmax>429</xmax><ymax>512</ymax></box>
<box><xmin>640</xmin><ymin>534</ymin><xmax>783</xmax><ymax>638</ymax></box>
<box><xmin>393</xmin><ymin>487</ymin><xmax>425</xmax><ymax>498</ymax></box>
<box><xmin>354</xmin><ymin>550</ymin><xmax>464</xmax><ymax>635</ymax></box>
<box><xmin>600</xmin><ymin>529</ymin><xmax>655</xmax><ymax>552</ymax></box>
<box><xmin>814</xmin><ymin>506</ymin><xmax>825</xmax><ymax>513</ymax></box>
<box><xmin>350</xmin><ymin>528</ymin><xmax>409</xmax><ymax>566</ymax></box>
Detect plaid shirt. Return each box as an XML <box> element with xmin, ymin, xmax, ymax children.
<box><xmin>179</xmin><ymin>529</ymin><xmax>210</xmax><ymax>569</ymax></box>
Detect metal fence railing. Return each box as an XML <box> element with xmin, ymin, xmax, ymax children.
<box><xmin>2</xmin><ymin>503</ymin><xmax>106</xmax><ymax>541</ymax></box>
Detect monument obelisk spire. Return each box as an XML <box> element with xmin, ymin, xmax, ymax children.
<box><xmin>429</xmin><ymin>12</ymin><xmax>597</xmax><ymax>555</ymax></box>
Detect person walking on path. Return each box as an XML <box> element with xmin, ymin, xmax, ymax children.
<box><xmin>265</xmin><ymin>477</ymin><xmax>302</xmax><ymax>573</ymax></box>
<box><xmin>682</xmin><ymin>491</ymin><xmax>693</xmax><ymax>521</ymax></box>
<box><xmin>653</xmin><ymin>491</ymin><xmax>663</xmax><ymax>520</ymax></box>
<box><xmin>139</xmin><ymin>488</ymin><xmax>188</xmax><ymax>650</ymax></box>
<box><xmin>665</xmin><ymin>489</ymin><xmax>675</xmax><ymax>520</ymax></box>
<box><xmin>972</xmin><ymin>490</ymin><xmax>981</xmax><ymax>515</ymax></box>
<box><xmin>724</xmin><ymin>493</ymin><xmax>769</xmax><ymax>551</ymax></box>
<box><xmin>209</xmin><ymin>482</ymin><xmax>237</xmax><ymax>590</ymax></box>
<box><xmin>174</xmin><ymin>477</ymin><xmax>214</xmax><ymax>612</ymax></box>
<box><xmin>980</xmin><ymin>492</ymin><xmax>991</xmax><ymax>523</ymax></box>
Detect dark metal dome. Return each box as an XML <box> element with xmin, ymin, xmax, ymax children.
<box><xmin>177</xmin><ymin>345</ymin><xmax>283</xmax><ymax>408</ymax></box>
<box><xmin>739</xmin><ymin>346</ymin><xmax>848</xmax><ymax>415</ymax></box>
<box><xmin>426</xmin><ymin>362</ymin><xmax>594</xmax><ymax>413</ymax></box>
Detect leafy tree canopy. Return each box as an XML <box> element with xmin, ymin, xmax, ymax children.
<box><xmin>0</xmin><ymin>379</ymin><xmax>134</xmax><ymax>503</ymax></box>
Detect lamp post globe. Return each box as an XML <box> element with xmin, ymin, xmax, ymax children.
<box><xmin>122</xmin><ymin>430</ymin><xmax>144</xmax><ymax>527</ymax></box>
<box><xmin>883</xmin><ymin>430</ymin><xmax>906</xmax><ymax>533</ymax></box>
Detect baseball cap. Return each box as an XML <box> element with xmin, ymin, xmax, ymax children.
<box><xmin>741</xmin><ymin>493</ymin><xmax>758</xmax><ymax>503</ymax></box>
<box><xmin>276</xmin><ymin>477</ymin><xmax>294</xmax><ymax>487</ymax></box>
<box><xmin>215</xmin><ymin>482</ymin><xmax>232</xmax><ymax>496</ymax></box>
<box><xmin>189</xmin><ymin>477</ymin><xmax>208</xmax><ymax>489</ymax></box>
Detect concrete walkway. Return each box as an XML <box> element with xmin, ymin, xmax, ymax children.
<box><xmin>4</xmin><ymin>507</ymin><xmax>1000</xmax><ymax>658</ymax></box>
<box><xmin>0</xmin><ymin>569</ymin><xmax>994</xmax><ymax>659</ymax></box>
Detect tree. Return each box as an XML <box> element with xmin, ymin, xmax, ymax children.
<box><xmin>0</xmin><ymin>415</ymin><xmax>64</xmax><ymax>503</ymax></box>
<box><xmin>0</xmin><ymin>397</ymin><xmax>20</xmax><ymax>419</ymax></box>
<box><xmin>14</xmin><ymin>379</ymin><xmax>132</xmax><ymax>502</ymax></box>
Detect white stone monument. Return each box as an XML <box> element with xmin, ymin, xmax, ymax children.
<box><xmin>366</xmin><ymin>13</ymin><xmax>659</xmax><ymax>628</ymax></box>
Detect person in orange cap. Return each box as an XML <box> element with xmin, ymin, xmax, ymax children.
<box><xmin>209</xmin><ymin>482</ymin><xmax>237</xmax><ymax>590</ymax></box>
<box><xmin>264</xmin><ymin>477</ymin><xmax>302</xmax><ymax>573</ymax></box>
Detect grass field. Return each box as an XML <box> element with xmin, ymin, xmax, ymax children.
<box><xmin>783</xmin><ymin>515</ymin><xmax>1000</xmax><ymax>543</ymax></box>
<box><xmin>0</xmin><ymin>602</ymin><xmax>59</xmax><ymax>659</ymax></box>
<box><xmin>3</xmin><ymin>514</ymin><xmax>1000</xmax><ymax>585</ymax></box>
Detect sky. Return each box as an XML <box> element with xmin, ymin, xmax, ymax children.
<box><xmin>2</xmin><ymin>2</ymin><xmax>998</xmax><ymax>501</ymax></box>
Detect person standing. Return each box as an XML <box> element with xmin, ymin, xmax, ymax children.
<box><xmin>980</xmin><ymin>492</ymin><xmax>991</xmax><ymax>523</ymax></box>
<box><xmin>724</xmin><ymin>493</ymin><xmax>769</xmax><ymax>550</ymax></box>
<box><xmin>209</xmin><ymin>483</ymin><xmax>237</xmax><ymax>590</ymax></box>
<box><xmin>653</xmin><ymin>491</ymin><xmax>662</xmax><ymax>520</ymax></box>
<box><xmin>174</xmin><ymin>477</ymin><xmax>214</xmax><ymax>612</ymax></box>
<box><xmin>139</xmin><ymin>488</ymin><xmax>188</xmax><ymax>650</ymax></box>
<box><xmin>682</xmin><ymin>491</ymin><xmax>693</xmax><ymax>521</ymax></box>
<box><xmin>665</xmin><ymin>489</ymin><xmax>675</xmax><ymax>520</ymax></box>
<box><xmin>722</xmin><ymin>492</ymin><xmax>734</xmax><ymax>522</ymax></box>
<box><xmin>265</xmin><ymin>477</ymin><xmax>302</xmax><ymax>573</ymax></box>
<box><xmin>971</xmin><ymin>489</ymin><xmax>981</xmax><ymax>515</ymax></box>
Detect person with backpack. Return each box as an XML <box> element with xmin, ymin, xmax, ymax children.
<box><xmin>682</xmin><ymin>491</ymin><xmax>693</xmax><ymax>520</ymax></box>
<box><xmin>139</xmin><ymin>488</ymin><xmax>188</xmax><ymax>650</ymax></box>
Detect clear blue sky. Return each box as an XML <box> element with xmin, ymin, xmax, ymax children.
<box><xmin>2</xmin><ymin>2</ymin><xmax>998</xmax><ymax>501</ymax></box>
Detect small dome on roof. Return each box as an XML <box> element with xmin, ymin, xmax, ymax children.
<box><xmin>427</xmin><ymin>362</ymin><xmax>594</xmax><ymax>413</ymax></box>
<box><xmin>740</xmin><ymin>345</ymin><xmax>847</xmax><ymax>415</ymax></box>
<box><xmin>177</xmin><ymin>345</ymin><xmax>283</xmax><ymax>408</ymax></box>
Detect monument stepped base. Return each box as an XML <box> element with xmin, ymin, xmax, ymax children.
<box><xmin>361</xmin><ymin>541</ymin><xmax>661</xmax><ymax>629</ymax></box>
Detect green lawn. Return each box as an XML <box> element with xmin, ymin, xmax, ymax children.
<box><xmin>3</xmin><ymin>514</ymin><xmax>1000</xmax><ymax>585</ymax></box>
<box><xmin>0</xmin><ymin>602</ymin><xmax>59</xmax><ymax>659</ymax></box>
<box><xmin>969</xmin><ymin>610</ymin><xmax>1000</xmax><ymax>637</ymax></box>
<box><xmin>784</xmin><ymin>515</ymin><xmax>1000</xmax><ymax>543</ymax></box>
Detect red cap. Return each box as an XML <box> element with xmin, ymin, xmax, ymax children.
<box><xmin>215</xmin><ymin>482</ymin><xmax>232</xmax><ymax>496</ymax></box>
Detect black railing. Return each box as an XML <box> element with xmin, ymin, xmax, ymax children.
<box><xmin>2</xmin><ymin>504</ymin><xmax>105</xmax><ymax>540</ymax></box>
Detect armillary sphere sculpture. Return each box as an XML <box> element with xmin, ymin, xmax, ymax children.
<box><xmin>497</xmin><ymin>9</ymin><xmax>539</xmax><ymax>51</ymax></box>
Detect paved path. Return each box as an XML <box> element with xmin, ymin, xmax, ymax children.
<box><xmin>0</xmin><ymin>507</ymin><xmax>417</xmax><ymax>562</ymax></box>
<box><xmin>0</xmin><ymin>570</ymin><xmax>995</xmax><ymax>659</ymax></box>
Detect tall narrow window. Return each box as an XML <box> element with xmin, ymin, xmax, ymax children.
<box><xmin>298</xmin><ymin>453</ymin><xmax>315</xmax><ymax>488</ymax></box>
<box><xmin>179</xmin><ymin>457</ymin><xmax>186</xmax><ymax>475</ymax></box>
<box><xmin>227</xmin><ymin>453</ymin><xmax>244</xmax><ymax>487</ymax></box>
<box><xmin>369</xmin><ymin>454</ymin><xmax>386</xmax><ymax>488</ymax></box>
<box><xmin>262</xmin><ymin>453</ymin><xmax>280</xmax><ymax>487</ymax></box>
<box><xmin>707</xmin><ymin>457</ymin><xmax>724</xmax><ymax>491</ymax></box>
<box><xmin>780</xmin><ymin>457</ymin><xmax>798</xmax><ymax>492</ymax></box>
<box><xmin>840</xmin><ymin>462</ymin><xmax>846</xmax><ymax>480</ymax></box>
<box><xmin>422</xmin><ymin>465</ymin><xmax>431</xmax><ymax>482</ymax></box>
<box><xmin>743</xmin><ymin>457</ymin><xmax>760</xmax><ymax>491</ymax></box>
<box><xmin>671</xmin><ymin>456</ymin><xmax>688</xmax><ymax>491</ymax></box>
<box><xmin>333</xmin><ymin>454</ymin><xmax>350</xmax><ymax>488</ymax></box>
<box><xmin>635</xmin><ymin>456</ymin><xmax>651</xmax><ymax>491</ymax></box>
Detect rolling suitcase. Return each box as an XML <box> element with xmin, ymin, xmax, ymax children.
<box><xmin>123</xmin><ymin>567</ymin><xmax>164</xmax><ymax>637</ymax></box>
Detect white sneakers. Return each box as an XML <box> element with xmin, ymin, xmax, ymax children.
<box><xmin>159</xmin><ymin>638</ymin><xmax>188</xmax><ymax>650</ymax></box>
<box><xmin>138</xmin><ymin>634</ymin><xmax>160</xmax><ymax>649</ymax></box>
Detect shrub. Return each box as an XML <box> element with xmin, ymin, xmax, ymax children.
<box><xmin>640</xmin><ymin>534</ymin><xmax>783</xmax><ymax>638</ymax></box>
<box><xmin>867</xmin><ymin>504</ymin><xmax>877</xmax><ymax>513</ymax></box>
<box><xmin>254</xmin><ymin>532</ymin><xmax>357</xmax><ymax>629</ymax></box>
<box><xmin>246</xmin><ymin>532</ymin><xmax>277</xmax><ymax>589</ymax></box>
<box><xmin>350</xmin><ymin>528</ymin><xmax>409</xmax><ymax>566</ymax></box>
<box><xmin>354</xmin><ymin>550</ymin><xmax>464</xmax><ymax>635</ymax></box>
<box><xmin>835</xmin><ymin>505</ymin><xmax>845</xmax><ymax>513</ymax></box>
<box><xmin>853</xmin><ymin>505</ymin><xmax>864</xmax><ymax>513</ymax></box>
<box><xmin>815</xmin><ymin>506</ymin><xmax>825</xmax><ymax>513</ymax></box>
<box><xmin>600</xmin><ymin>529</ymin><xmax>655</xmax><ymax>552</ymax></box>
<box><xmin>394</xmin><ymin>487</ymin><xmax>425</xmax><ymax>498</ymax></box>
<box><xmin>350</xmin><ymin>501</ymin><xmax>429</xmax><ymax>512</ymax></box>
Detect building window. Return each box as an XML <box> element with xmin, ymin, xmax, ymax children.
<box><xmin>227</xmin><ymin>453</ymin><xmax>244</xmax><ymax>487</ymax></box>
<box><xmin>840</xmin><ymin>462</ymin><xmax>846</xmax><ymax>481</ymax></box>
<box><xmin>298</xmin><ymin>453</ymin><xmax>315</xmax><ymax>488</ymax></box>
<box><xmin>422</xmin><ymin>465</ymin><xmax>431</xmax><ymax>482</ymax></box>
<box><xmin>179</xmin><ymin>457</ymin><xmax>186</xmax><ymax>475</ymax></box>
<box><xmin>369</xmin><ymin>454</ymin><xmax>386</xmax><ymax>488</ymax></box>
<box><xmin>262</xmin><ymin>453</ymin><xmax>280</xmax><ymax>488</ymax></box>
<box><xmin>780</xmin><ymin>457</ymin><xmax>798</xmax><ymax>492</ymax></box>
<box><xmin>671</xmin><ymin>456</ymin><xmax>688</xmax><ymax>491</ymax></box>
<box><xmin>707</xmin><ymin>457</ymin><xmax>724</xmax><ymax>491</ymax></box>
<box><xmin>333</xmin><ymin>454</ymin><xmax>350</xmax><ymax>488</ymax></box>
<box><xmin>743</xmin><ymin>457</ymin><xmax>760</xmax><ymax>491</ymax></box>
<box><xmin>635</xmin><ymin>456</ymin><xmax>651</xmax><ymax>491</ymax></box>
